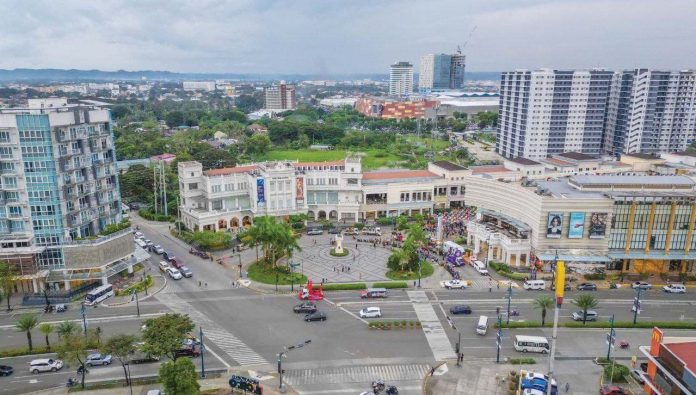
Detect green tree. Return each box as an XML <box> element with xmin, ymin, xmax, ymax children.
<box><xmin>141</xmin><ymin>313</ymin><xmax>194</xmax><ymax>360</ymax></box>
<box><xmin>15</xmin><ymin>314</ymin><xmax>39</xmax><ymax>351</ymax></box>
<box><xmin>239</xmin><ymin>216</ymin><xmax>301</xmax><ymax>268</ymax></box>
<box><xmin>0</xmin><ymin>261</ymin><xmax>16</xmax><ymax>311</ymax></box>
<box><xmin>243</xmin><ymin>134</ymin><xmax>271</xmax><ymax>157</ymax></box>
<box><xmin>159</xmin><ymin>357</ymin><xmax>201</xmax><ymax>395</ymax></box>
<box><xmin>56</xmin><ymin>320</ymin><xmax>78</xmax><ymax>340</ymax></box>
<box><xmin>38</xmin><ymin>322</ymin><xmax>54</xmax><ymax>351</ymax></box>
<box><xmin>101</xmin><ymin>334</ymin><xmax>138</xmax><ymax>386</ymax></box>
<box><xmin>573</xmin><ymin>294</ymin><xmax>599</xmax><ymax>325</ymax></box>
<box><xmin>57</xmin><ymin>332</ymin><xmax>93</xmax><ymax>389</ymax></box>
<box><xmin>532</xmin><ymin>295</ymin><xmax>554</xmax><ymax>326</ymax></box>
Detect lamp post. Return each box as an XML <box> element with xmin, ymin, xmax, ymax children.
<box><xmin>496</xmin><ymin>314</ymin><xmax>502</xmax><ymax>364</ymax></box>
<box><xmin>125</xmin><ymin>362</ymin><xmax>133</xmax><ymax>395</ymax></box>
<box><xmin>484</xmin><ymin>235</ymin><xmax>491</xmax><ymax>268</ymax></box>
<box><xmin>606</xmin><ymin>314</ymin><xmax>616</xmax><ymax>361</ymax></box>
<box><xmin>278</xmin><ymin>340</ymin><xmax>311</xmax><ymax>393</ymax></box>
<box><xmin>237</xmin><ymin>254</ymin><xmax>243</xmax><ymax>279</ymax></box>
<box><xmin>633</xmin><ymin>287</ymin><xmax>642</xmax><ymax>325</ymax></box>
<box><xmin>132</xmin><ymin>291</ymin><xmax>140</xmax><ymax>317</ymax></box>
<box><xmin>199</xmin><ymin>327</ymin><xmax>206</xmax><ymax>378</ymax></box>
<box><xmin>547</xmin><ymin>260</ymin><xmax>565</xmax><ymax>395</ymax></box>
<box><xmin>446</xmin><ymin>315</ymin><xmax>462</xmax><ymax>367</ymax></box>
<box><xmin>80</xmin><ymin>302</ymin><xmax>87</xmax><ymax>335</ymax></box>
<box><xmin>506</xmin><ymin>283</ymin><xmax>512</xmax><ymax>325</ymax></box>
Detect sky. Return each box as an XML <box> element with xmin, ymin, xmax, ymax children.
<box><xmin>0</xmin><ymin>0</ymin><xmax>694</xmax><ymax>75</ymax></box>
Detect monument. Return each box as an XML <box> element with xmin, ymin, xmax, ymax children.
<box><xmin>334</xmin><ymin>234</ymin><xmax>344</xmax><ymax>254</ymax></box>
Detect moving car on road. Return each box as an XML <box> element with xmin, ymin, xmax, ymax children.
<box><xmin>360</xmin><ymin>288</ymin><xmax>388</xmax><ymax>299</ymax></box>
<box><xmin>304</xmin><ymin>311</ymin><xmax>327</xmax><ymax>322</ymax></box>
<box><xmin>154</xmin><ymin>245</ymin><xmax>164</xmax><ymax>254</ymax></box>
<box><xmin>449</xmin><ymin>305</ymin><xmax>472</xmax><ymax>315</ymax></box>
<box><xmin>441</xmin><ymin>279</ymin><xmax>468</xmax><ymax>289</ymax></box>
<box><xmin>631</xmin><ymin>281</ymin><xmax>652</xmax><ymax>290</ymax></box>
<box><xmin>523</xmin><ymin>280</ymin><xmax>546</xmax><ymax>290</ymax></box>
<box><xmin>576</xmin><ymin>282</ymin><xmax>597</xmax><ymax>291</ymax></box>
<box><xmin>599</xmin><ymin>384</ymin><xmax>628</xmax><ymax>395</ymax></box>
<box><xmin>30</xmin><ymin>359</ymin><xmax>63</xmax><ymax>374</ymax></box>
<box><xmin>85</xmin><ymin>353</ymin><xmax>112</xmax><ymax>367</ymax></box>
<box><xmin>166</xmin><ymin>267</ymin><xmax>182</xmax><ymax>280</ymax></box>
<box><xmin>307</xmin><ymin>228</ymin><xmax>323</xmax><ymax>236</ymax></box>
<box><xmin>0</xmin><ymin>365</ymin><xmax>13</xmax><ymax>376</ymax></box>
<box><xmin>179</xmin><ymin>266</ymin><xmax>193</xmax><ymax>278</ymax></box>
<box><xmin>174</xmin><ymin>345</ymin><xmax>201</xmax><ymax>358</ymax></box>
<box><xmin>293</xmin><ymin>302</ymin><xmax>317</xmax><ymax>313</ymax></box>
<box><xmin>663</xmin><ymin>283</ymin><xmax>686</xmax><ymax>293</ymax></box>
<box><xmin>359</xmin><ymin>307</ymin><xmax>382</xmax><ymax>318</ymax></box>
<box><xmin>571</xmin><ymin>310</ymin><xmax>598</xmax><ymax>321</ymax></box>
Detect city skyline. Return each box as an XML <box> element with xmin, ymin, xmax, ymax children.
<box><xmin>1</xmin><ymin>0</ymin><xmax>695</xmax><ymax>74</ymax></box>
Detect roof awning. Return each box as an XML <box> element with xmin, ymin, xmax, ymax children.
<box><xmin>536</xmin><ymin>250</ymin><xmax>612</xmax><ymax>263</ymax></box>
<box><xmin>608</xmin><ymin>250</ymin><xmax>696</xmax><ymax>260</ymax></box>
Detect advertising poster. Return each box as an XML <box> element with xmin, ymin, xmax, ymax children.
<box><xmin>589</xmin><ymin>212</ymin><xmax>608</xmax><ymax>239</ymax></box>
<box><xmin>296</xmin><ymin>177</ymin><xmax>305</xmax><ymax>204</ymax></box>
<box><xmin>546</xmin><ymin>212</ymin><xmax>563</xmax><ymax>238</ymax></box>
<box><xmin>256</xmin><ymin>178</ymin><xmax>265</xmax><ymax>204</ymax></box>
<box><xmin>568</xmin><ymin>212</ymin><xmax>586</xmax><ymax>239</ymax></box>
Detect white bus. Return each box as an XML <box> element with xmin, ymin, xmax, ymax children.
<box><xmin>513</xmin><ymin>335</ymin><xmax>550</xmax><ymax>354</ymax></box>
<box><xmin>84</xmin><ymin>284</ymin><xmax>114</xmax><ymax>306</ymax></box>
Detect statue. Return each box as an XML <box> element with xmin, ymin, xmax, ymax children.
<box><xmin>334</xmin><ymin>234</ymin><xmax>344</xmax><ymax>254</ymax></box>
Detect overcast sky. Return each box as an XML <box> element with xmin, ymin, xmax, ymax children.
<box><xmin>0</xmin><ymin>0</ymin><xmax>694</xmax><ymax>75</ymax></box>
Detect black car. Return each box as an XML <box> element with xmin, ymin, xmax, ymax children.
<box><xmin>0</xmin><ymin>365</ymin><xmax>13</xmax><ymax>376</ymax></box>
<box><xmin>304</xmin><ymin>311</ymin><xmax>327</xmax><ymax>322</ymax></box>
<box><xmin>293</xmin><ymin>302</ymin><xmax>317</xmax><ymax>313</ymax></box>
<box><xmin>449</xmin><ymin>305</ymin><xmax>472</xmax><ymax>315</ymax></box>
<box><xmin>576</xmin><ymin>282</ymin><xmax>597</xmax><ymax>291</ymax></box>
<box><xmin>328</xmin><ymin>228</ymin><xmax>340</xmax><ymax>234</ymax></box>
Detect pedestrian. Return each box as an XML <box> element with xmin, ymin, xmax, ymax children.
<box><xmin>356</xmin><ymin>243</ymin><xmax>358</xmax><ymax>249</ymax></box>
<box><xmin>205</xmin><ymin>282</ymin><xmax>208</xmax><ymax>287</ymax></box>
<box><xmin>565</xmin><ymin>382</ymin><xmax>570</xmax><ymax>393</ymax></box>
<box><xmin>413</xmin><ymin>281</ymin><xmax>416</xmax><ymax>287</ymax></box>
<box><xmin>497</xmin><ymin>282</ymin><xmax>500</xmax><ymax>289</ymax></box>
<box><xmin>489</xmin><ymin>285</ymin><xmax>492</xmax><ymax>293</ymax></box>
<box><xmin>199</xmin><ymin>280</ymin><xmax>202</xmax><ymax>287</ymax></box>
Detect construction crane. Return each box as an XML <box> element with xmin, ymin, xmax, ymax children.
<box><xmin>459</xmin><ymin>26</ymin><xmax>478</xmax><ymax>53</ymax></box>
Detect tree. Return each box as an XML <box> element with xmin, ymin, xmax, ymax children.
<box><xmin>532</xmin><ymin>295</ymin><xmax>554</xmax><ymax>326</ymax></box>
<box><xmin>102</xmin><ymin>334</ymin><xmax>138</xmax><ymax>386</ymax></box>
<box><xmin>141</xmin><ymin>313</ymin><xmax>194</xmax><ymax>360</ymax></box>
<box><xmin>243</xmin><ymin>134</ymin><xmax>271</xmax><ymax>157</ymax></box>
<box><xmin>57</xmin><ymin>332</ymin><xmax>93</xmax><ymax>389</ymax></box>
<box><xmin>56</xmin><ymin>320</ymin><xmax>78</xmax><ymax>340</ymax></box>
<box><xmin>15</xmin><ymin>314</ymin><xmax>39</xmax><ymax>351</ymax></box>
<box><xmin>0</xmin><ymin>261</ymin><xmax>16</xmax><ymax>311</ymax></box>
<box><xmin>165</xmin><ymin>110</ymin><xmax>186</xmax><ymax>127</ymax></box>
<box><xmin>159</xmin><ymin>357</ymin><xmax>201</xmax><ymax>395</ymax></box>
<box><xmin>573</xmin><ymin>295</ymin><xmax>599</xmax><ymax>325</ymax></box>
<box><xmin>239</xmin><ymin>216</ymin><xmax>301</xmax><ymax>268</ymax></box>
<box><xmin>38</xmin><ymin>323</ymin><xmax>54</xmax><ymax>351</ymax></box>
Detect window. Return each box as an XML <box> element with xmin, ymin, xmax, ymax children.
<box><xmin>212</xmin><ymin>185</ymin><xmax>222</xmax><ymax>193</ymax></box>
<box><xmin>347</xmin><ymin>178</ymin><xmax>358</xmax><ymax>185</ymax></box>
<box><xmin>188</xmin><ymin>183</ymin><xmax>198</xmax><ymax>190</ymax></box>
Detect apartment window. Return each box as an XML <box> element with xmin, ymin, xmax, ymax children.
<box><xmin>0</xmin><ymin>131</ymin><xmax>9</xmax><ymax>142</ymax></box>
<box><xmin>188</xmin><ymin>183</ymin><xmax>198</xmax><ymax>190</ymax></box>
<box><xmin>347</xmin><ymin>178</ymin><xmax>358</xmax><ymax>185</ymax></box>
<box><xmin>0</xmin><ymin>147</ymin><xmax>12</xmax><ymax>158</ymax></box>
<box><xmin>212</xmin><ymin>185</ymin><xmax>222</xmax><ymax>193</ymax></box>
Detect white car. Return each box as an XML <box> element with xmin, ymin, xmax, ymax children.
<box><xmin>154</xmin><ymin>245</ymin><xmax>164</xmax><ymax>254</ymax></box>
<box><xmin>663</xmin><ymin>283</ymin><xmax>686</xmax><ymax>293</ymax></box>
<box><xmin>631</xmin><ymin>281</ymin><xmax>652</xmax><ymax>290</ymax></box>
<box><xmin>498</xmin><ymin>280</ymin><xmax>519</xmax><ymax>288</ymax></box>
<box><xmin>359</xmin><ymin>307</ymin><xmax>382</xmax><ymax>318</ymax></box>
<box><xmin>441</xmin><ymin>280</ymin><xmax>468</xmax><ymax>289</ymax></box>
<box><xmin>166</xmin><ymin>267</ymin><xmax>182</xmax><ymax>280</ymax></box>
<box><xmin>30</xmin><ymin>358</ymin><xmax>63</xmax><ymax>374</ymax></box>
<box><xmin>134</xmin><ymin>231</ymin><xmax>144</xmax><ymax>239</ymax></box>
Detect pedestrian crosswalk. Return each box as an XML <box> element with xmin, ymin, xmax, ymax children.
<box><xmin>155</xmin><ymin>293</ymin><xmax>268</xmax><ymax>366</ymax></box>
<box><xmin>408</xmin><ymin>290</ymin><xmax>457</xmax><ymax>361</ymax></box>
<box><xmin>284</xmin><ymin>364</ymin><xmax>430</xmax><ymax>386</ymax></box>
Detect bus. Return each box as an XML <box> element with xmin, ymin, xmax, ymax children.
<box><xmin>513</xmin><ymin>335</ymin><xmax>550</xmax><ymax>354</ymax></box>
<box><xmin>84</xmin><ymin>284</ymin><xmax>114</xmax><ymax>306</ymax></box>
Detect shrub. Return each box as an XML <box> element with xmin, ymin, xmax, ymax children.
<box><xmin>99</xmin><ymin>219</ymin><xmax>131</xmax><ymax>236</ymax></box>
<box><xmin>116</xmin><ymin>275</ymin><xmax>153</xmax><ymax>296</ymax></box>
<box><xmin>508</xmin><ymin>358</ymin><xmax>536</xmax><ymax>365</ymax></box>
<box><xmin>330</xmin><ymin>248</ymin><xmax>349</xmax><ymax>257</ymax></box>
<box><xmin>314</xmin><ymin>283</ymin><xmax>367</xmax><ymax>291</ymax></box>
<box><xmin>192</xmin><ymin>231</ymin><xmax>232</xmax><ymax>250</ymax></box>
<box><xmin>583</xmin><ymin>273</ymin><xmax>606</xmax><ymax>280</ymax></box>
<box><xmin>138</xmin><ymin>208</ymin><xmax>175</xmax><ymax>222</ymax></box>
<box><xmin>376</xmin><ymin>217</ymin><xmax>393</xmax><ymax>226</ymax></box>
<box><xmin>354</xmin><ymin>223</ymin><xmax>365</xmax><ymax>230</ymax></box>
<box><xmin>372</xmin><ymin>281</ymin><xmax>408</xmax><ymax>289</ymax></box>
<box><xmin>603</xmin><ymin>363</ymin><xmax>629</xmax><ymax>382</ymax></box>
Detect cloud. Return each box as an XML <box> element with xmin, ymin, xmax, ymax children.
<box><xmin>0</xmin><ymin>0</ymin><xmax>693</xmax><ymax>74</ymax></box>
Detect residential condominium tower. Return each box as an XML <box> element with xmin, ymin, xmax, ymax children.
<box><xmin>264</xmin><ymin>83</ymin><xmax>297</xmax><ymax>110</ymax></box>
<box><xmin>389</xmin><ymin>61</ymin><xmax>414</xmax><ymax>96</ymax></box>
<box><xmin>419</xmin><ymin>52</ymin><xmax>466</xmax><ymax>92</ymax></box>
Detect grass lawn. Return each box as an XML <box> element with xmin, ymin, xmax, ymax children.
<box><xmin>403</xmin><ymin>135</ymin><xmax>451</xmax><ymax>151</ymax></box>
<box><xmin>259</xmin><ymin>149</ymin><xmax>406</xmax><ymax>170</ymax></box>
<box><xmin>248</xmin><ymin>261</ymin><xmax>307</xmax><ymax>285</ymax></box>
<box><xmin>386</xmin><ymin>261</ymin><xmax>434</xmax><ymax>281</ymax></box>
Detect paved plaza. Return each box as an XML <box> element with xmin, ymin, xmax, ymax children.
<box><xmin>295</xmin><ymin>232</ymin><xmax>393</xmax><ymax>282</ymax></box>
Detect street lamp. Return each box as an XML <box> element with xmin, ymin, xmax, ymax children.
<box><xmin>131</xmin><ymin>291</ymin><xmax>140</xmax><ymax>317</ymax></box>
<box><xmin>633</xmin><ymin>287</ymin><xmax>642</xmax><ymax>324</ymax></box>
<box><xmin>278</xmin><ymin>340</ymin><xmax>311</xmax><ymax>393</ymax></box>
<box><xmin>506</xmin><ymin>283</ymin><xmax>513</xmax><ymax>325</ymax></box>
<box><xmin>199</xmin><ymin>327</ymin><xmax>206</xmax><ymax>378</ymax></box>
<box><xmin>80</xmin><ymin>302</ymin><xmax>88</xmax><ymax>335</ymax></box>
<box><xmin>445</xmin><ymin>315</ymin><xmax>462</xmax><ymax>367</ymax></box>
<box><xmin>237</xmin><ymin>254</ymin><xmax>243</xmax><ymax>279</ymax></box>
<box><xmin>484</xmin><ymin>235</ymin><xmax>491</xmax><ymax>268</ymax></box>
<box><xmin>496</xmin><ymin>314</ymin><xmax>502</xmax><ymax>364</ymax></box>
<box><xmin>125</xmin><ymin>362</ymin><xmax>133</xmax><ymax>395</ymax></box>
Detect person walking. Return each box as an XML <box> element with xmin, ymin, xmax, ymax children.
<box><xmin>565</xmin><ymin>382</ymin><xmax>570</xmax><ymax>393</ymax></box>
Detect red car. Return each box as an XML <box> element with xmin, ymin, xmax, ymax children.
<box><xmin>168</xmin><ymin>258</ymin><xmax>182</xmax><ymax>269</ymax></box>
<box><xmin>600</xmin><ymin>385</ymin><xmax>628</xmax><ymax>395</ymax></box>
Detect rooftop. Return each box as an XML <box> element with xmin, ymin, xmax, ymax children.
<box><xmin>556</xmin><ymin>152</ymin><xmax>598</xmax><ymax>161</ymax></box>
<box><xmin>471</xmin><ymin>165</ymin><xmax>511</xmax><ymax>174</ymax></box>
<box><xmin>663</xmin><ymin>341</ymin><xmax>696</xmax><ymax>376</ymax></box>
<box><xmin>362</xmin><ymin>169</ymin><xmax>439</xmax><ymax>184</ymax></box>
<box><xmin>535</xmin><ymin>180</ymin><xmax>607</xmax><ymax>199</ymax></box>
<box><xmin>294</xmin><ymin>160</ymin><xmax>345</xmax><ymax>167</ymax></box>
<box><xmin>541</xmin><ymin>158</ymin><xmax>575</xmax><ymax>167</ymax></box>
<box><xmin>432</xmin><ymin>160</ymin><xmax>466</xmax><ymax>171</ymax></box>
<box><xmin>622</xmin><ymin>153</ymin><xmax>662</xmax><ymax>160</ymax></box>
<box><xmin>507</xmin><ymin>157</ymin><xmax>542</xmax><ymax>166</ymax></box>
<box><xmin>204</xmin><ymin>165</ymin><xmax>259</xmax><ymax>176</ymax></box>
<box><xmin>571</xmin><ymin>175</ymin><xmax>695</xmax><ymax>187</ymax></box>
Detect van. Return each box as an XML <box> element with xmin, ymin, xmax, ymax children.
<box><xmin>476</xmin><ymin>315</ymin><xmax>488</xmax><ymax>335</ymax></box>
<box><xmin>523</xmin><ymin>280</ymin><xmax>546</xmax><ymax>290</ymax></box>
<box><xmin>360</xmin><ymin>288</ymin><xmax>388</xmax><ymax>299</ymax></box>
<box><xmin>472</xmin><ymin>260</ymin><xmax>489</xmax><ymax>276</ymax></box>
<box><xmin>359</xmin><ymin>307</ymin><xmax>382</xmax><ymax>318</ymax></box>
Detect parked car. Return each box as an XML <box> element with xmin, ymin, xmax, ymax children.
<box><xmin>521</xmin><ymin>378</ymin><xmax>555</xmax><ymax>393</ymax></box>
<box><xmin>158</xmin><ymin>261</ymin><xmax>170</xmax><ymax>272</ymax></box>
<box><xmin>86</xmin><ymin>353</ymin><xmax>112</xmax><ymax>367</ymax></box>
<box><xmin>550</xmin><ymin>282</ymin><xmax>571</xmax><ymax>291</ymax></box>
<box><xmin>307</xmin><ymin>228</ymin><xmax>323</xmax><ymax>236</ymax></box>
<box><xmin>145</xmin><ymin>240</ymin><xmax>154</xmax><ymax>248</ymax></box>
<box><xmin>0</xmin><ymin>365</ymin><xmax>13</xmax><ymax>376</ymax></box>
<box><xmin>154</xmin><ymin>245</ymin><xmax>164</xmax><ymax>255</ymax></box>
<box><xmin>174</xmin><ymin>345</ymin><xmax>201</xmax><ymax>358</ymax></box>
<box><xmin>359</xmin><ymin>307</ymin><xmax>382</xmax><ymax>318</ymax></box>
<box><xmin>166</xmin><ymin>267</ymin><xmax>182</xmax><ymax>280</ymax></box>
<box><xmin>576</xmin><ymin>282</ymin><xmax>597</xmax><ymax>291</ymax></box>
<box><xmin>631</xmin><ymin>281</ymin><xmax>652</xmax><ymax>290</ymax></box>
<box><xmin>328</xmin><ymin>228</ymin><xmax>340</xmax><ymax>234</ymax></box>
<box><xmin>630</xmin><ymin>368</ymin><xmax>645</xmax><ymax>384</ymax></box>
<box><xmin>524</xmin><ymin>372</ymin><xmax>557</xmax><ymax>387</ymax></box>
<box><xmin>55</xmin><ymin>304</ymin><xmax>67</xmax><ymax>313</ymax></box>
<box><xmin>449</xmin><ymin>305</ymin><xmax>472</xmax><ymax>315</ymax></box>
<box><xmin>663</xmin><ymin>283</ymin><xmax>686</xmax><ymax>293</ymax></box>
<box><xmin>442</xmin><ymin>280</ymin><xmax>468</xmax><ymax>289</ymax></box>
<box><xmin>168</xmin><ymin>258</ymin><xmax>182</xmax><ymax>269</ymax></box>
<box><xmin>304</xmin><ymin>311</ymin><xmax>327</xmax><ymax>322</ymax></box>
<box><xmin>179</xmin><ymin>266</ymin><xmax>193</xmax><ymax>278</ymax></box>
<box><xmin>599</xmin><ymin>384</ymin><xmax>628</xmax><ymax>395</ymax></box>
<box><xmin>29</xmin><ymin>358</ymin><xmax>63</xmax><ymax>374</ymax></box>
<box><xmin>293</xmin><ymin>302</ymin><xmax>317</xmax><ymax>313</ymax></box>
<box><xmin>571</xmin><ymin>310</ymin><xmax>598</xmax><ymax>321</ymax></box>
<box><xmin>134</xmin><ymin>231</ymin><xmax>144</xmax><ymax>239</ymax></box>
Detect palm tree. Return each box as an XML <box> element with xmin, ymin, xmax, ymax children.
<box><xmin>16</xmin><ymin>314</ymin><xmax>39</xmax><ymax>351</ymax></box>
<box><xmin>573</xmin><ymin>294</ymin><xmax>599</xmax><ymax>325</ymax></box>
<box><xmin>56</xmin><ymin>320</ymin><xmax>78</xmax><ymax>340</ymax></box>
<box><xmin>38</xmin><ymin>323</ymin><xmax>54</xmax><ymax>351</ymax></box>
<box><xmin>532</xmin><ymin>295</ymin><xmax>554</xmax><ymax>326</ymax></box>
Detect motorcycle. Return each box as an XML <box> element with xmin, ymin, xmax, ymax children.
<box><xmin>385</xmin><ymin>386</ymin><xmax>399</xmax><ymax>395</ymax></box>
<box><xmin>619</xmin><ymin>340</ymin><xmax>630</xmax><ymax>349</ymax></box>
<box><xmin>510</xmin><ymin>309</ymin><xmax>520</xmax><ymax>317</ymax></box>
<box><xmin>609</xmin><ymin>282</ymin><xmax>618</xmax><ymax>289</ymax></box>
<box><xmin>66</xmin><ymin>377</ymin><xmax>77</xmax><ymax>387</ymax></box>
<box><xmin>371</xmin><ymin>379</ymin><xmax>385</xmax><ymax>392</ymax></box>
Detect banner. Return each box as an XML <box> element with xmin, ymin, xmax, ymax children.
<box><xmin>589</xmin><ymin>212</ymin><xmax>608</xmax><ymax>239</ymax></box>
<box><xmin>256</xmin><ymin>178</ymin><xmax>265</xmax><ymax>204</ymax></box>
<box><xmin>546</xmin><ymin>212</ymin><xmax>563</xmax><ymax>238</ymax></box>
<box><xmin>568</xmin><ymin>212</ymin><xmax>585</xmax><ymax>239</ymax></box>
<box><xmin>296</xmin><ymin>177</ymin><xmax>304</xmax><ymax>204</ymax></box>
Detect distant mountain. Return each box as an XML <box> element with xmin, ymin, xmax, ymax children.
<box><xmin>0</xmin><ymin>68</ymin><xmax>500</xmax><ymax>83</ymax></box>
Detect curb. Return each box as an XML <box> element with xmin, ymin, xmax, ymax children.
<box><xmin>102</xmin><ymin>275</ymin><xmax>168</xmax><ymax>308</ymax></box>
<box><xmin>422</xmin><ymin>360</ymin><xmax>448</xmax><ymax>395</ymax></box>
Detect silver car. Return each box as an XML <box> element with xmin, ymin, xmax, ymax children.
<box><xmin>86</xmin><ymin>353</ymin><xmax>113</xmax><ymax>367</ymax></box>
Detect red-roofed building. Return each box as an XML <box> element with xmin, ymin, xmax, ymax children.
<box><xmin>150</xmin><ymin>153</ymin><xmax>177</xmax><ymax>165</ymax></box>
<box><xmin>641</xmin><ymin>327</ymin><xmax>696</xmax><ymax>395</ymax></box>
<box><xmin>355</xmin><ymin>98</ymin><xmax>439</xmax><ymax>119</ymax></box>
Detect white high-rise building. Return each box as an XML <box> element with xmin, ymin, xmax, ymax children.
<box><xmin>389</xmin><ymin>61</ymin><xmax>414</xmax><ymax>96</ymax></box>
<box><xmin>419</xmin><ymin>52</ymin><xmax>465</xmax><ymax>92</ymax></box>
<box><xmin>182</xmin><ymin>81</ymin><xmax>216</xmax><ymax>92</ymax></box>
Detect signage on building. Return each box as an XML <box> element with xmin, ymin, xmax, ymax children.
<box><xmin>546</xmin><ymin>212</ymin><xmax>563</xmax><ymax>238</ymax></box>
<box><xmin>296</xmin><ymin>177</ymin><xmax>304</xmax><ymax>204</ymax></box>
<box><xmin>589</xmin><ymin>212</ymin><xmax>608</xmax><ymax>239</ymax></box>
<box><xmin>256</xmin><ymin>178</ymin><xmax>265</xmax><ymax>204</ymax></box>
<box><xmin>568</xmin><ymin>212</ymin><xmax>585</xmax><ymax>239</ymax></box>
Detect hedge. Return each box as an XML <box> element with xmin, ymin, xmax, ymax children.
<box><xmin>138</xmin><ymin>208</ymin><xmax>175</xmax><ymax>222</ymax></box>
<box><xmin>330</xmin><ymin>248</ymin><xmax>349</xmax><ymax>257</ymax></box>
<box><xmin>192</xmin><ymin>230</ymin><xmax>232</xmax><ymax>250</ymax></box>
<box><xmin>604</xmin><ymin>363</ymin><xmax>629</xmax><ymax>383</ymax></box>
<box><xmin>496</xmin><ymin>321</ymin><xmax>552</xmax><ymax>329</ymax></box>
<box><xmin>584</xmin><ymin>273</ymin><xmax>606</xmax><ymax>280</ymax></box>
<box><xmin>497</xmin><ymin>321</ymin><xmax>696</xmax><ymax>329</ymax></box>
<box><xmin>508</xmin><ymin>358</ymin><xmax>536</xmax><ymax>365</ymax></box>
<box><xmin>372</xmin><ymin>281</ymin><xmax>408</xmax><ymax>289</ymax></box>
<box><xmin>367</xmin><ymin>320</ymin><xmax>421</xmax><ymax>329</ymax></box>
<box><xmin>0</xmin><ymin>346</ymin><xmax>52</xmax><ymax>358</ymax></box>
<box><xmin>313</xmin><ymin>283</ymin><xmax>367</xmax><ymax>291</ymax></box>
<box><xmin>99</xmin><ymin>219</ymin><xmax>131</xmax><ymax>236</ymax></box>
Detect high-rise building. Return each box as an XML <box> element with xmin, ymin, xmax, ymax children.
<box><xmin>182</xmin><ymin>81</ymin><xmax>216</xmax><ymax>92</ymax></box>
<box><xmin>0</xmin><ymin>101</ymin><xmax>141</xmax><ymax>293</ymax></box>
<box><xmin>496</xmin><ymin>68</ymin><xmax>696</xmax><ymax>160</ymax></box>
<box><xmin>389</xmin><ymin>61</ymin><xmax>414</xmax><ymax>96</ymax></box>
<box><xmin>496</xmin><ymin>69</ymin><xmax>614</xmax><ymax>160</ymax></box>
<box><xmin>264</xmin><ymin>83</ymin><xmax>297</xmax><ymax>110</ymax></box>
<box><xmin>419</xmin><ymin>52</ymin><xmax>466</xmax><ymax>92</ymax></box>
<box><xmin>604</xmin><ymin>69</ymin><xmax>696</xmax><ymax>155</ymax></box>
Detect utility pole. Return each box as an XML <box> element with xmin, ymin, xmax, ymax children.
<box><xmin>547</xmin><ymin>260</ymin><xmax>565</xmax><ymax>395</ymax></box>
<box><xmin>446</xmin><ymin>316</ymin><xmax>461</xmax><ymax>367</ymax></box>
<box><xmin>606</xmin><ymin>314</ymin><xmax>615</xmax><ymax>361</ymax></box>
<box><xmin>80</xmin><ymin>302</ymin><xmax>87</xmax><ymax>335</ymax></box>
<box><xmin>133</xmin><ymin>291</ymin><xmax>140</xmax><ymax>317</ymax></box>
<box><xmin>199</xmin><ymin>327</ymin><xmax>205</xmax><ymax>378</ymax></box>
<box><xmin>633</xmin><ymin>287</ymin><xmax>642</xmax><ymax>324</ymax></box>
<box><xmin>278</xmin><ymin>340</ymin><xmax>311</xmax><ymax>393</ymax></box>
<box><xmin>496</xmin><ymin>314</ymin><xmax>502</xmax><ymax>364</ymax></box>
<box><xmin>161</xmin><ymin>162</ymin><xmax>168</xmax><ymax>217</ymax></box>
<box><xmin>506</xmin><ymin>283</ymin><xmax>512</xmax><ymax>325</ymax></box>
<box><xmin>153</xmin><ymin>165</ymin><xmax>158</xmax><ymax>215</ymax></box>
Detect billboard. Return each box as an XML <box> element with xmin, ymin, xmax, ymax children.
<box><xmin>546</xmin><ymin>213</ymin><xmax>563</xmax><ymax>238</ymax></box>
<box><xmin>256</xmin><ymin>178</ymin><xmax>265</xmax><ymax>204</ymax></box>
<box><xmin>589</xmin><ymin>212</ymin><xmax>608</xmax><ymax>239</ymax></box>
<box><xmin>295</xmin><ymin>177</ymin><xmax>305</xmax><ymax>204</ymax></box>
<box><xmin>568</xmin><ymin>212</ymin><xmax>585</xmax><ymax>239</ymax></box>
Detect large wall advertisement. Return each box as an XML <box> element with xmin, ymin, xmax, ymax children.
<box><xmin>589</xmin><ymin>212</ymin><xmax>608</xmax><ymax>239</ymax></box>
<box><xmin>256</xmin><ymin>178</ymin><xmax>265</xmax><ymax>204</ymax></box>
<box><xmin>296</xmin><ymin>177</ymin><xmax>305</xmax><ymax>204</ymax></box>
<box><xmin>546</xmin><ymin>212</ymin><xmax>563</xmax><ymax>238</ymax></box>
<box><xmin>567</xmin><ymin>212</ymin><xmax>586</xmax><ymax>239</ymax></box>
